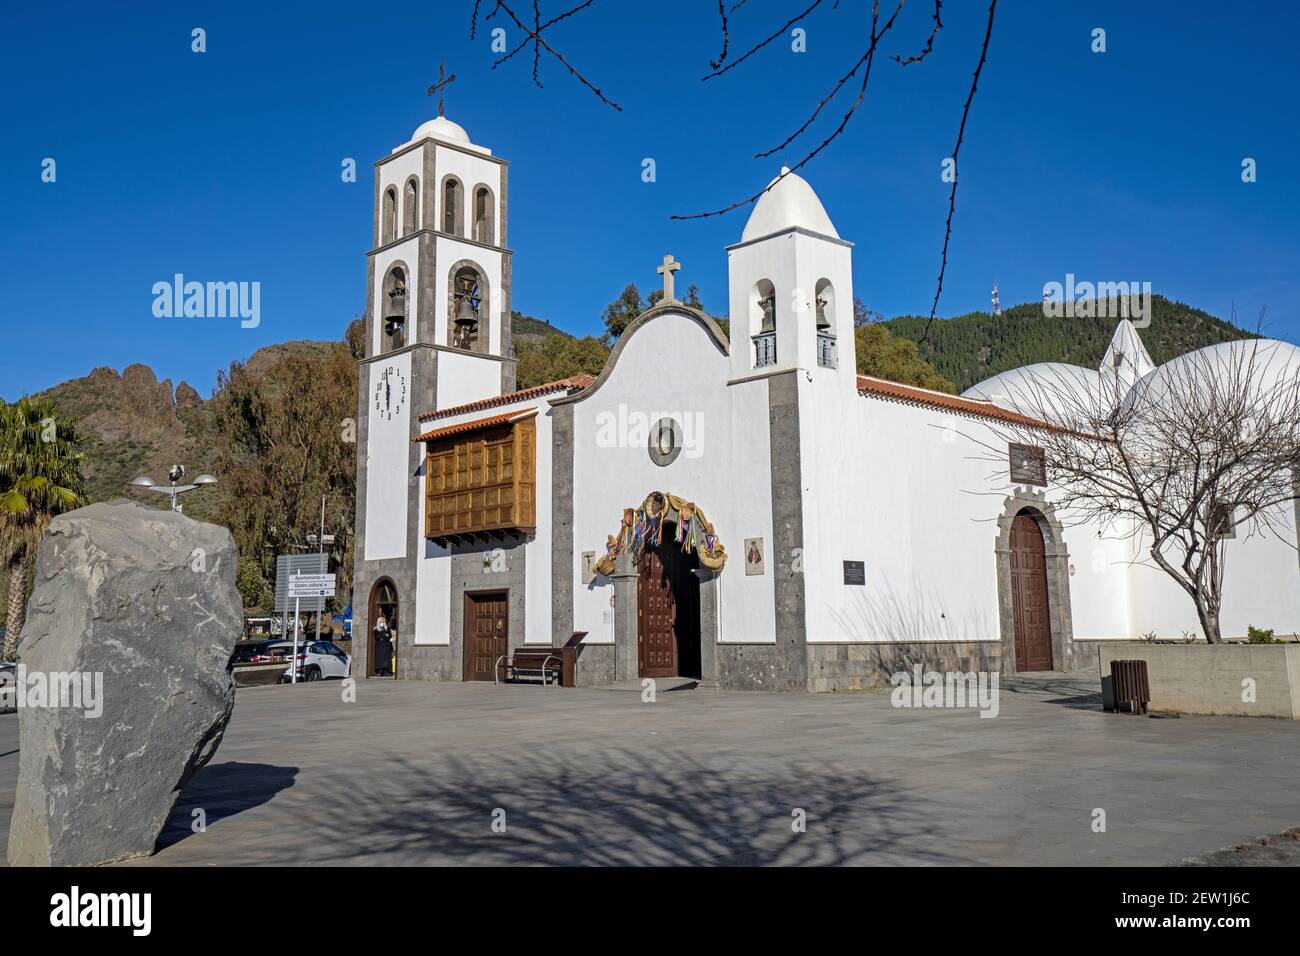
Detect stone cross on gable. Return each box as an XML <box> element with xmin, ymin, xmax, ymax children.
<box><xmin>657</xmin><ymin>254</ymin><xmax>681</xmax><ymax>303</ymax></box>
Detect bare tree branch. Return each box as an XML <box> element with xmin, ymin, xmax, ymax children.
<box><xmin>701</xmin><ymin>0</ymin><xmax>827</xmax><ymax>81</ymax></box>
<box><xmin>893</xmin><ymin>0</ymin><xmax>943</xmax><ymax>66</ymax></box>
<box><xmin>470</xmin><ymin>0</ymin><xmax>622</xmax><ymax>110</ymax></box>
<box><xmin>919</xmin><ymin>0</ymin><xmax>997</xmax><ymax>345</ymax></box>
<box><xmin>673</xmin><ymin>1</ymin><xmax>905</xmax><ymax>222</ymax></box>
<box><xmin>966</xmin><ymin>313</ymin><xmax>1300</xmax><ymax>643</ymax></box>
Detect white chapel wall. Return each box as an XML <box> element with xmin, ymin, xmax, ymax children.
<box><xmin>436</xmin><ymin>348</ymin><xmax>503</xmax><ymax>409</ymax></box>
<box><xmin>570</xmin><ymin>310</ymin><xmax>777</xmax><ymax>646</ymax></box>
<box><xmin>799</xmin><ymin>392</ymin><xmax>1135</xmax><ymax>646</ymax></box>
<box><xmin>362</xmin><ymin>351</ymin><xmax>412</xmax><ymax>561</ymax></box>
<box><xmin>1123</xmin><ymin>507</ymin><xmax>1300</xmax><ymax>640</ymax></box>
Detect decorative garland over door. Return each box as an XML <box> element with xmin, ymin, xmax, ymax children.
<box><xmin>593</xmin><ymin>491</ymin><xmax>727</xmax><ymax>576</ymax></box>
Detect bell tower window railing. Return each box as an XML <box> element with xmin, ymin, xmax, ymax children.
<box><xmin>816</xmin><ymin>332</ymin><xmax>836</xmax><ymax>369</ymax></box>
<box><xmin>753</xmin><ymin>332</ymin><xmax>777</xmax><ymax>368</ymax></box>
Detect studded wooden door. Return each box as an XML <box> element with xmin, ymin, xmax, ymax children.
<box><xmin>1010</xmin><ymin>513</ymin><xmax>1054</xmax><ymax>671</ymax></box>
<box><xmin>637</xmin><ymin>549</ymin><xmax>677</xmax><ymax>678</ymax></box>
<box><xmin>464</xmin><ymin>591</ymin><xmax>509</xmax><ymax>681</ymax></box>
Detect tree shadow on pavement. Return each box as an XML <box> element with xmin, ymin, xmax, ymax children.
<box><xmin>281</xmin><ymin>745</ymin><xmax>971</xmax><ymax>866</ymax></box>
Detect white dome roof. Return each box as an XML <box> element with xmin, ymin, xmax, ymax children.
<box><xmin>964</xmin><ymin>362</ymin><xmax>1104</xmax><ymax>420</ymax></box>
<box><xmin>412</xmin><ymin>114</ymin><xmax>470</xmax><ymax>144</ymax></box>
<box><xmin>741</xmin><ymin>167</ymin><xmax>839</xmax><ymax>242</ymax></box>
<box><xmin>1121</xmin><ymin>338</ymin><xmax>1300</xmax><ymax>416</ymax></box>
<box><xmin>398</xmin><ymin>113</ymin><xmax>491</xmax><ymax>155</ymax></box>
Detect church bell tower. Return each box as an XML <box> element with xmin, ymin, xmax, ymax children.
<box><xmin>353</xmin><ymin>91</ymin><xmax>515</xmax><ymax>658</ymax></box>
<box><xmin>725</xmin><ymin>167</ymin><xmax>856</xmax><ymax>395</ymax></box>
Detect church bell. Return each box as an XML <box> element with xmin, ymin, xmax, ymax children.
<box><xmin>453</xmin><ymin>275</ymin><xmax>480</xmax><ymax>347</ymax></box>
<box><xmin>455</xmin><ymin>295</ymin><xmax>477</xmax><ymax>328</ymax></box>
<box><xmin>758</xmin><ymin>295</ymin><xmax>776</xmax><ymax>334</ymax></box>
<box><xmin>386</xmin><ymin>277</ymin><xmax>406</xmax><ymax>322</ymax></box>
<box><xmin>815</xmin><ymin>295</ymin><xmax>831</xmax><ymax>331</ymax></box>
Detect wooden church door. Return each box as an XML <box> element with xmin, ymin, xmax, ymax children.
<box><xmin>1010</xmin><ymin>512</ymin><xmax>1054</xmax><ymax>671</ymax></box>
<box><xmin>464</xmin><ymin>591</ymin><xmax>509</xmax><ymax>681</ymax></box>
<box><xmin>637</xmin><ymin>549</ymin><xmax>678</xmax><ymax>678</ymax></box>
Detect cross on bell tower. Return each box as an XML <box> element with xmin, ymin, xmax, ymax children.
<box><xmin>427</xmin><ymin>58</ymin><xmax>456</xmax><ymax>117</ymax></box>
<box><xmin>657</xmin><ymin>254</ymin><xmax>681</xmax><ymax>303</ymax></box>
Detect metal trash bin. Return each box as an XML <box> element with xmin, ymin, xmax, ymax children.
<box><xmin>1109</xmin><ymin>659</ymin><xmax>1150</xmax><ymax>715</ymax></box>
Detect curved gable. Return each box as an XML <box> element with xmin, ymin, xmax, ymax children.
<box><xmin>550</xmin><ymin>303</ymin><xmax>730</xmax><ymax>407</ymax></box>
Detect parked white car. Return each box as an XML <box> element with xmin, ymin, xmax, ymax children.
<box><xmin>264</xmin><ymin>640</ymin><xmax>352</xmax><ymax>682</ymax></box>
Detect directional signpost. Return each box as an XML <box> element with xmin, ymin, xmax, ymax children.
<box><xmin>287</xmin><ymin>571</ymin><xmax>336</xmax><ymax>683</ymax></box>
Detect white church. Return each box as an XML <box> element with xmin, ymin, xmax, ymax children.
<box><xmin>351</xmin><ymin>109</ymin><xmax>1300</xmax><ymax>691</ymax></box>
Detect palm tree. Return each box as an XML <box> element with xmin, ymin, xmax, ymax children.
<box><xmin>0</xmin><ymin>397</ymin><xmax>85</xmax><ymax>660</ymax></box>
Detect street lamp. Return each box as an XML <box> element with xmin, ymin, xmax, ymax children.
<box><xmin>129</xmin><ymin>465</ymin><xmax>218</xmax><ymax>513</ymax></box>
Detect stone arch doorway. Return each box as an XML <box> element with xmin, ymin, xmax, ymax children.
<box><xmin>368</xmin><ymin>578</ymin><xmax>399</xmax><ymax>678</ymax></box>
<box><xmin>994</xmin><ymin>490</ymin><xmax>1076</xmax><ymax>673</ymax></box>
<box><xmin>595</xmin><ymin>492</ymin><xmax>725</xmax><ymax>684</ymax></box>
<box><xmin>637</xmin><ymin>521</ymin><xmax>702</xmax><ymax>680</ymax></box>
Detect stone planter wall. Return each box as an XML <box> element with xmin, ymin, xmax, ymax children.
<box><xmin>1098</xmin><ymin>644</ymin><xmax>1300</xmax><ymax>719</ymax></box>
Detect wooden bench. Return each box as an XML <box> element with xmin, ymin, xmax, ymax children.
<box><xmin>495</xmin><ymin>647</ymin><xmax>563</xmax><ymax>686</ymax></box>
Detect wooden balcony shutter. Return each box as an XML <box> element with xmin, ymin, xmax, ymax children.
<box><xmin>423</xmin><ymin>416</ymin><xmax>537</xmax><ymax>541</ymax></box>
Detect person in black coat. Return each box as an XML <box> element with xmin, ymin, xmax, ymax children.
<box><xmin>373</xmin><ymin>616</ymin><xmax>393</xmax><ymax>677</ymax></box>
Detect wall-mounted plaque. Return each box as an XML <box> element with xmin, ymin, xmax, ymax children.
<box><xmin>582</xmin><ymin>551</ymin><xmax>597</xmax><ymax>585</ymax></box>
<box><xmin>843</xmin><ymin>560</ymin><xmax>866</xmax><ymax>586</ymax></box>
<box><xmin>744</xmin><ymin>538</ymin><xmax>765</xmax><ymax>576</ymax></box>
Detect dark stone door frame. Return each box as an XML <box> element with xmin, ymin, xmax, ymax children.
<box><xmin>367</xmin><ymin>577</ymin><xmax>400</xmax><ymax>678</ymax></box>
<box><xmin>994</xmin><ymin>489</ymin><xmax>1077</xmax><ymax>673</ymax></box>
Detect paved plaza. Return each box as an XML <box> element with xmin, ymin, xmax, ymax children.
<box><xmin>1</xmin><ymin>673</ymin><xmax>1297</xmax><ymax>866</ymax></box>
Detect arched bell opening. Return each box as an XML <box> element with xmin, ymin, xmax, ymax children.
<box><xmin>446</xmin><ymin>261</ymin><xmax>491</xmax><ymax>354</ymax></box>
<box><xmin>380</xmin><ymin>263</ymin><xmax>409</xmax><ymax>353</ymax></box>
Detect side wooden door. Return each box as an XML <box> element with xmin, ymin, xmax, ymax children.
<box><xmin>1010</xmin><ymin>513</ymin><xmax>1054</xmax><ymax>671</ymax></box>
<box><xmin>464</xmin><ymin>591</ymin><xmax>509</xmax><ymax>681</ymax></box>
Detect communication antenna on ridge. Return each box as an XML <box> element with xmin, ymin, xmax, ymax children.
<box><xmin>991</xmin><ymin>281</ymin><xmax>1002</xmax><ymax>317</ymax></box>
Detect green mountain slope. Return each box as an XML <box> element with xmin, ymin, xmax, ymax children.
<box><xmin>511</xmin><ymin>310</ymin><xmax>574</xmax><ymax>347</ymax></box>
<box><xmin>884</xmin><ymin>295</ymin><xmax>1253</xmax><ymax>393</ymax></box>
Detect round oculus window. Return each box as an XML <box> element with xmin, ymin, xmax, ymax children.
<box><xmin>648</xmin><ymin>417</ymin><xmax>683</xmax><ymax>466</ymax></box>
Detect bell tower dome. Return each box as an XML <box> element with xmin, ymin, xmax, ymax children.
<box><xmin>725</xmin><ymin>168</ymin><xmax>856</xmax><ymax>392</ymax></box>
<box><xmin>366</xmin><ymin>108</ymin><xmax>514</xmax><ymax>395</ymax></box>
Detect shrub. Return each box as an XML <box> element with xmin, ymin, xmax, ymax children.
<box><xmin>1247</xmin><ymin>626</ymin><xmax>1275</xmax><ymax>644</ymax></box>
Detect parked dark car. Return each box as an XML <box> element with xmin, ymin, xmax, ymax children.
<box><xmin>227</xmin><ymin>639</ymin><xmax>289</xmax><ymax>671</ymax></box>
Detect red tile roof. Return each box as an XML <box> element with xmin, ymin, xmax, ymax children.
<box><xmin>855</xmin><ymin>375</ymin><xmax>1054</xmax><ymax>430</ymax></box>
<box><xmin>412</xmin><ymin>408</ymin><xmax>537</xmax><ymax>444</ymax></box>
<box><xmin>417</xmin><ymin>374</ymin><xmax>595</xmax><ymax>423</ymax></box>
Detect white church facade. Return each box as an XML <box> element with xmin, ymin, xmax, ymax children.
<box><xmin>351</xmin><ymin>111</ymin><xmax>1300</xmax><ymax>691</ymax></box>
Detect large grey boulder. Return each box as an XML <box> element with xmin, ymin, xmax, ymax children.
<box><xmin>7</xmin><ymin>499</ymin><xmax>240</xmax><ymax>866</ymax></box>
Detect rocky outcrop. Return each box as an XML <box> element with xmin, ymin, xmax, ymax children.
<box><xmin>174</xmin><ymin>381</ymin><xmax>202</xmax><ymax>409</ymax></box>
<box><xmin>6</xmin><ymin>500</ymin><xmax>241</xmax><ymax>866</ymax></box>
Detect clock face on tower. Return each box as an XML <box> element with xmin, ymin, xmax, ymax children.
<box><xmin>373</xmin><ymin>364</ymin><xmax>407</xmax><ymax>421</ymax></box>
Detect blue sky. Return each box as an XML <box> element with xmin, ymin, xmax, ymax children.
<box><xmin>2</xmin><ymin>0</ymin><xmax>1297</xmax><ymax>400</ymax></box>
